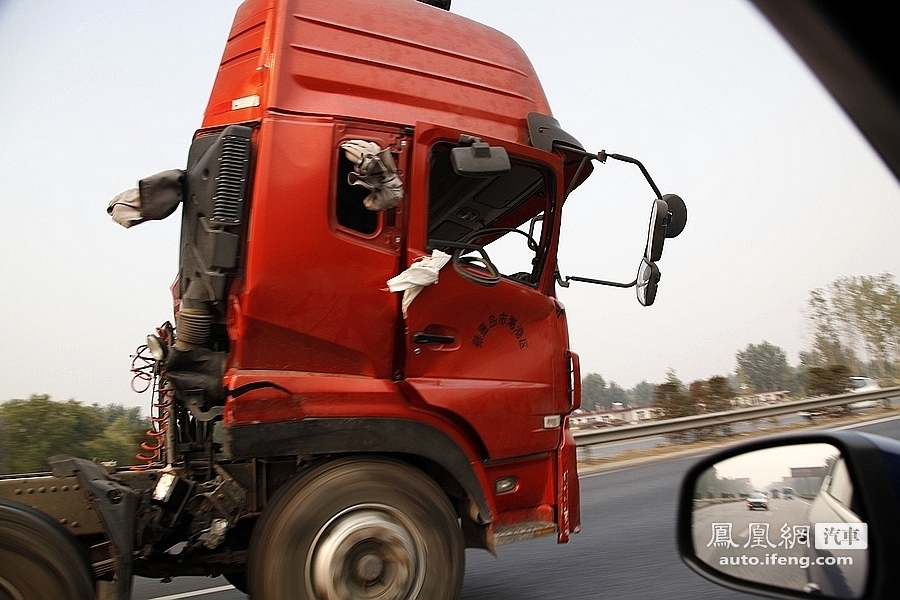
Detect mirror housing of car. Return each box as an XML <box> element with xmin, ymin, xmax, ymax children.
<box><xmin>676</xmin><ymin>431</ymin><xmax>900</xmax><ymax>600</ymax></box>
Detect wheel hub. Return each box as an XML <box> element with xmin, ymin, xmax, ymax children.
<box><xmin>355</xmin><ymin>553</ymin><xmax>386</xmax><ymax>584</ymax></box>
<box><xmin>310</xmin><ymin>505</ymin><xmax>425</xmax><ymax>600</ymax></box>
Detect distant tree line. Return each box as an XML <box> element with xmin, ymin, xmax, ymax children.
<box><xmin>733</xmin><ymin>341</ymin><xmax>860</xmax><ymax>398</ymax></box>
<box><xmin>732</xmin><ymin>274</ymin><xmax>900</xmax><ymax>397</ymax></box>
<box><xmin>579</xmin><ymin>374</ymin><xmax>655</xmax><ymax>412</ymax></box>
<box><xmin>653</xmin><ymin>371</ymin><xmax>736</xmax><ymax>419</ymax></box>
<box><xmin>0</xmin><ymin>395</ymin><xmax>149</xmax><ymax>475</ymax></box>
<box><xmin>649</xmin><ymin>370</ymin><xmax>738</xmax><ymax>442</ymax></box>
<box><xmin>579</xmin><ymin>272</ymin><xmax>899</xmax><ymax>418</ymax></box>
<box><xmin>803</xmin><ymin>273</ymin><xmax>900</xmax><ymax>383</ymax></box>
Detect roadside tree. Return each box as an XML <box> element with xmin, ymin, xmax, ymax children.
<box><xmin>736</xmin><ymin>341</ymin><xmax>792</xmax><ymax>392</ymax></box>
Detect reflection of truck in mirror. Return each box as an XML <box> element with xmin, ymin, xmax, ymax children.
<box><xmin>0</xmin><ymin>1</ymin><xmax>684</xmax><ymax>598</ymax></box>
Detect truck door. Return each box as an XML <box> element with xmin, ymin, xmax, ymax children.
<box><xmin>228</xmin><ymin>119</ymin><xmax>407</xmax><ymax>384</ymax></box>
<box><xmin>403</xmin><ymin>126</ymin><xmax>573</xmax><ymax>460</ymax></box>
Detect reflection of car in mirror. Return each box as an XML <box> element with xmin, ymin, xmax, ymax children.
<box><xmin>747</xmin><ymin>492</ymin><xmax>769</xmax><ymax>511</ymax></box>
<box><xmin>686</xmin><ymin>442</ymin><xmax>841</xmax><ymax>594</ymax></box>
<box><xmin>804</xmin><ymin>457</ymin><xmax>868</xmax><ymax>597</ymax></box>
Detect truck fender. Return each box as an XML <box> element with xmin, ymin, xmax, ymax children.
<box><xmin>222</xmin><ymin>417</ymin><xmax>493</xmax><ymax>524</ymax></box>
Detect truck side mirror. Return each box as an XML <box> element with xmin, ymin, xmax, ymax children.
<box><xmin>645</xmin><ymin>199</ymin><xmax>669</xmax><ymax>262</ymax></box>
<box><xmin>636</xmin><ymin>259</ymin><xmax>660</xmax><ymax>306</ymax></box>
<box><xmin>645</xmin><ymin>194</ymin><xmax>688</xmax><ymax>262</ymax></box>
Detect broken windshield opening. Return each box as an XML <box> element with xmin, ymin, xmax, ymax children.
<box><xmin>427</xmin><ymin>143</ymin><xmax>553</xmax><ymax>285</ymax></box>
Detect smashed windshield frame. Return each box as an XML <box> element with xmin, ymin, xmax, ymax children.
<box><xmin>427</xmin><ymin>142</ymin><xmax>557</xmax><ymax>287</ymax></box>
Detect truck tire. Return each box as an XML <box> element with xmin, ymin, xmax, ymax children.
<box><xmin>223</xmin><ymin>571</ymin><xmax>248</xmax><ymax>594</ymax></box>
<box><xmin>247</xmin><ymin>457</ymin><xmax>464</xmax><ymax>600</ymax></box>
<box><xmin>0</xmin><ymin>499</ymin><xmax>94</xmax><ymax>600</ymax></box>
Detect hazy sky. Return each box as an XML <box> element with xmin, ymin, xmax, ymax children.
<box><xmin>1</xmin><ymin>1</ymin><xmax>898</xmax><ymax>412</ymax></box>
<box><xmin>713</xmin><ymin>444</ymin><xmax>838</xmax><ymax>488</ymax></box>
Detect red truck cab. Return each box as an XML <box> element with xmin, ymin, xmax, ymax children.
<box><xmin>186</xmin><ymin>0</ymin><xmax>584</xmax><ymax>538</ymax></box>
<box><xmin>169</xmin><ymin>1</ymin><xmax>588</xmax><ymax>594</ymax></box>
<box><xmin>0</xmin><ymin>1</ymin><xmax>685</xmax><ymax>598</ymax></box>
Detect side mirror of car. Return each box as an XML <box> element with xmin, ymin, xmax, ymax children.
<box><xmin>676</xmin><ymin>431</ymin><xmax>900</xmax><ymax>599</ymax></box>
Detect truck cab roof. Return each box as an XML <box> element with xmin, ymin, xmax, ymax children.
<box><xmin>203</xmin><ymin>0</ymin><xmax>553</xmax><ymax>146</ymax></box>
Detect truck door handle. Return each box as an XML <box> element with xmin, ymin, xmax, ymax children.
<box><xmin>412</xmin><ymin>332</ymin><xmax>456</xmax><ymax>345</ymax></box>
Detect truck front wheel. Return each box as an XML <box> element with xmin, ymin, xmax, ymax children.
<box><xmin>247</xmin><ymin>457</ymin><xmax>464</xmax><ymax>600</ymax></box>
<box><xmin>0</xmin><ymin>499</ymin><xmax>94</xmax><ymax>600</ymax></box>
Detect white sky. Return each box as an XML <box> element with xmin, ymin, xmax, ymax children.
<box><xmin>1</xmin><ymin>1</ymin><xmax>898</xmax><ymax>412</ymax></box>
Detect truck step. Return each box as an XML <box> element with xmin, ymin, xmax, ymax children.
<box><xmin>494</xmin><ymin>521</ymin><xmax>558</xmax><ymax>545</ymax></box>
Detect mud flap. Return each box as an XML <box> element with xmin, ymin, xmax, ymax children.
<box><xmin>556</xmin><ymin>421</ymin><xmax>581</xmax><ymax>542</ymax></box>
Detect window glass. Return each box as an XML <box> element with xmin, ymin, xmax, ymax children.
<box><xmin>336</xmin><ymin>149</ymin><xmax>378</xmax><ymax>235</ymax></box>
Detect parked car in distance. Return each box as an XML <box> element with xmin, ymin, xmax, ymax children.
<box><xmin>747</xmin><ymin>492</ymin><xmax>769</xmax><ymax>511</ymax></box>
<box><xmin>849</xmin><ymin>377</ymin><xmax>880</xmax><ymax>394</ymax></box>
<box><xmin>848</xmin><ymin>377</ymin><xmax>885</xmax><ymax>411</ymax></box>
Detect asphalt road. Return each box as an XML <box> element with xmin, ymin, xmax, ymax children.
<box><xmin>132</xmin><ymin>415</ymin><xmax>900</xmax><ymax>600</ymax></box>
<box><xmin>693</xmin><ymin>497</ymin><xmax>812</xmax><ymax>592</ymax></box>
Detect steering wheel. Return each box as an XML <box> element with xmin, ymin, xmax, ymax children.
<box><xmin>447</xmin><ymin>242</ymin><xmax>502</xmax><ymax>286</ymax></box>
<box><xmin>456</xmin><ymin>227</ymin><xmax>541</xmax><ymax>285</ymax></box>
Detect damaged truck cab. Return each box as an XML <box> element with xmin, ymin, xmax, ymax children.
<box><xmin>0</xmin><ymin>1</ymin><xmax>686</xmax><ymax>599</ymax></box>
<box><xmin>190</xmin><ymin>0</ymin><xmax>585</xmax><ymax>562</ymax></box>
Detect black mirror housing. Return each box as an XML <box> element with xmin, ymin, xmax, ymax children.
<box><xmin>662</xmin><ymin>193</ymin><xmax>687</xmax><ymax>238</ymax></box>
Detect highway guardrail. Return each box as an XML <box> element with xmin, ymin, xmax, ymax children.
<box><xmin>573</xmin><ymin>386</ymin><xmax>900</xmax><ymax>446</ymax></box>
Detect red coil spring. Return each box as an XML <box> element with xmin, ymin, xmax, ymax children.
<box><xmin>129</xmin><ymin>338</ymin><xmax>173</xmax><ymax>470</ymax></box>
<box><xmin>131</xmin><ymin>386</ymin><xmax>172</xmax><ymax>470</ymax></box>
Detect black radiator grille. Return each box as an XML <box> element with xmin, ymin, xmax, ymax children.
<box><xmin>212</xmin><ymin>133</ymin><xmax>250</xmax><ymax>226</ymax></box>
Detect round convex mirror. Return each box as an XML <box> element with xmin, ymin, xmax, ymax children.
<box><xmin>636</xmin><ymin>259</ymin><xmax>660</xmax><ymax>306</ymax></box>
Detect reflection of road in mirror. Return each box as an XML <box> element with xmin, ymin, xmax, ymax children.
<box><xmin>693</xmin><ymin>497</ymin><xmax>813</xmax><ymax>592</ymax></box>
<box><xmin>690</xmin><ymin>443</ymin><xmax>868</xmax><ymax>599</ymax></box>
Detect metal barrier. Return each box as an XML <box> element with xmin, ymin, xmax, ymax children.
<box><xmin>573</xmin><ymin>386</ymin><xmax>900</xmax><ymax>447</ymax></box>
